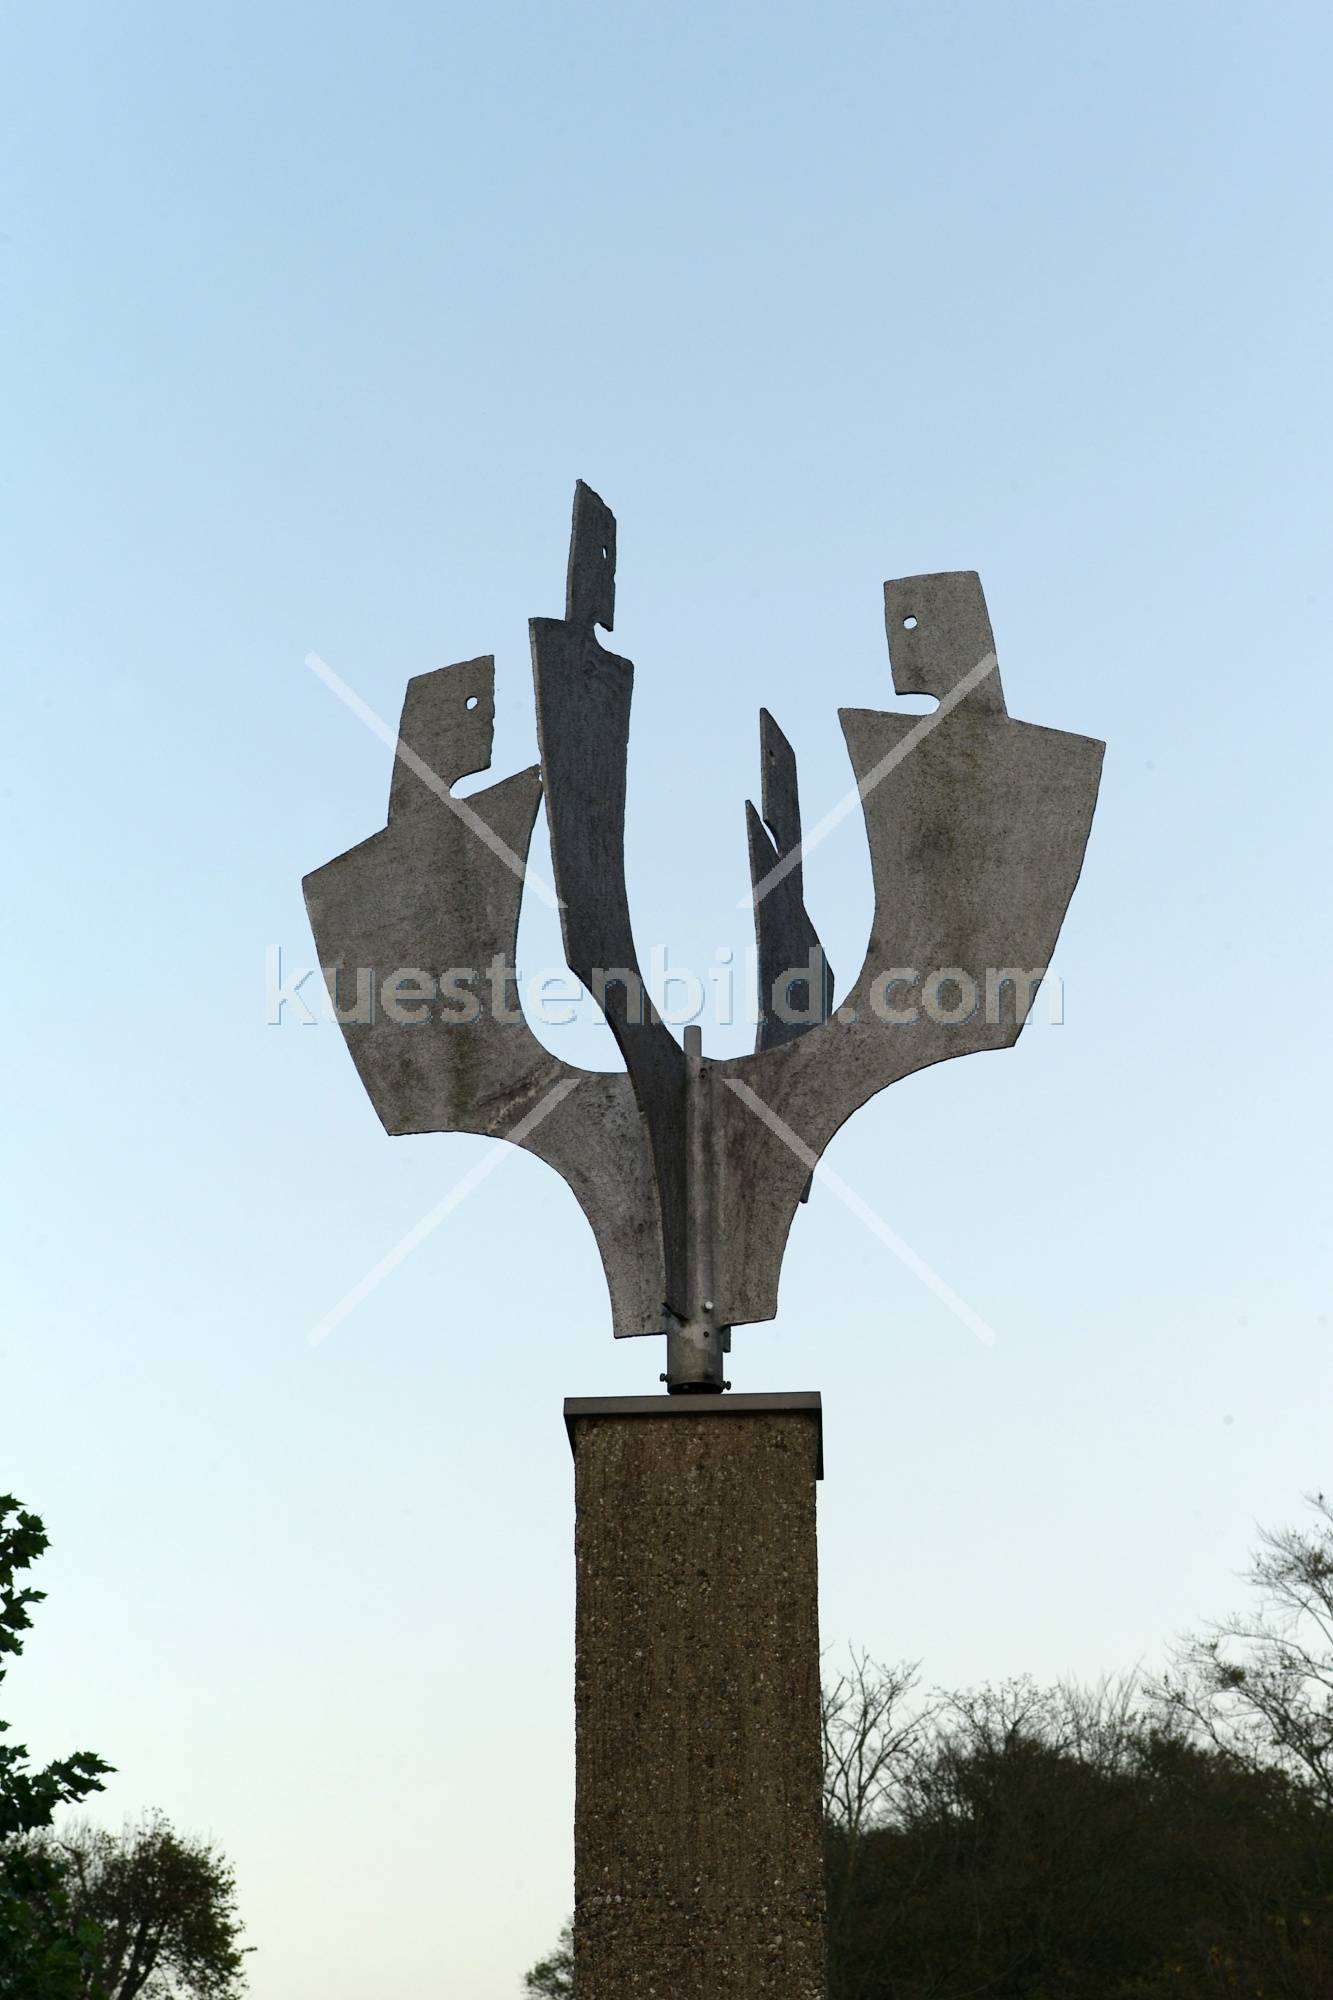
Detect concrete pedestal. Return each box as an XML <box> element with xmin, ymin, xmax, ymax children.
<box><xmin>565</xmin><ymin>1392</ymin><xmax>827</xmax><ymax>1999</ymax></box>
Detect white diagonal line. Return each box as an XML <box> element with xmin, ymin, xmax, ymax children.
<box><xmin>305</xmin><ymin>650</ymin><xmax>562</xmax><ymax>910</ymax></box>
<box><xmin>742</xmin><ymin>652</ymin><xmax>999</xmax><ymax>911</ymax></box>
<box><xmin>724</xmin><ymin>1078</ymin><xmax>998</xmax><ymax>1347</ymax></box>
<box><xmin>307</xmin><ymin>1076</ymin><xmax>581</xmax><ymax>1346</ymax></box>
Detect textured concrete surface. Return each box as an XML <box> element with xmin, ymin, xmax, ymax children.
<box><xmin>571</xmin><ymin>1397</ymin><xmax>827</xmax><ymax>1998</ymax></box>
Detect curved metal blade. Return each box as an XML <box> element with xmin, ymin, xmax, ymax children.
<box><xmin>303</xmin><ymin>655</ymin><xmax>668</xmax><ymax>1338</ymax></box>
<box><xmin>713</xmin><ymin>570</ymin><xmax>1104</xmax><ymax>1328</ymax></box>
<box><xmin>746</xmin><ymin>708</ymin><xmax>834</xmax><ymax>1056</ymax></box>
<box><xmin>530</xmin><ymin>482</ymin><xmax>691</xmax><ymax>1318</ymax></box>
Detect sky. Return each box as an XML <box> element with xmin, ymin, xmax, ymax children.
<box><xmin>3</xmin><ymin>2</ymin><xmax>1331</xmax><ymax>1993</ymax></box>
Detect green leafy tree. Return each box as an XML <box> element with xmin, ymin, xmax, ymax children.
<box><xmin>0</xmin><ymin>1494</ymin><xmax>112</xmax><ymax>1999</ymax></box>
<box><xmin>48</xmin><ymin>1815</ymin><xmax>249</xmax><ymax>2000</ymax></box>
<box><xmin>522</xmin><ymin>1920</ymin><xmax>573</xmax><ymax>1997</ymax></box>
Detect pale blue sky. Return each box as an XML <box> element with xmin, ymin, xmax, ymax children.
<box><xmin>3</xmin><ymin>4</ymin><xmax>1331</xmax><ymax>1994</ymax></box>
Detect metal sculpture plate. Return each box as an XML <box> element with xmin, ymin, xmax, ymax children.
<box><xmin>305</xmin><ymin>484</ymin><xmax>1103</xmax><ymax>1389</ymax></box>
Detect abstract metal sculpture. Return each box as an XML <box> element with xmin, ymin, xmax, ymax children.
<box><xmin>304</xmin><ymin>483</ymin><xmax>1103</xmax><ymax>1390</ymax></box>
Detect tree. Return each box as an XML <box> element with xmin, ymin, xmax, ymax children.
<box><xmin>48</xmin><ymin>1816</ymin><xmax>249</xmax><ymax>2000</ymax></box>
<box><xmin>522</xmin><ymin>1919</ymin><xmax>573</xmax><ymax>1998</ymax></box>
<box><xmin>1155</xmin><ymin>1490</ymin><xmax>1333</xmax><ymax>1808</ymax></box>
<box><xmin>827</xmin><ymin>1673</ymin><xmax>1333</xmax><ymax>1999</ymax></box>
<box><xmin>0</xmin><ymin>1493</ymin><xmax>112</xmax><ymax>1999</ymax></box>
<box><xmin>823</xmin><ymin>1652</ymin><xmax>925</xmax><ymax>1847</ymax></box>
<box><xmin>821</xmin><ymin>1651</ymin><xmax>927</xmax><ymax>1989</ymax></box>
<box><xmin>0</xmin><ymin>1497</ymin><xmax>112</xmax><ymax>1846</ymax></box>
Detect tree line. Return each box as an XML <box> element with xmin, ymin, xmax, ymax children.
<box><xmin>528</xmin><ymin>1495</ymin><xmax>1333</xmax><ymax>1997</ymax></box>
<box><xmin>14</xmin><ymin>1479</ymin><xmax>1333</xmax><ymax>1997</ymax></box>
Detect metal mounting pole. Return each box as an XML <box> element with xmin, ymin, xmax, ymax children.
<box><xmin>664</xmin><ymin>1024</ymin><xmax>730</xmax><ymax>1393</ymax></box>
